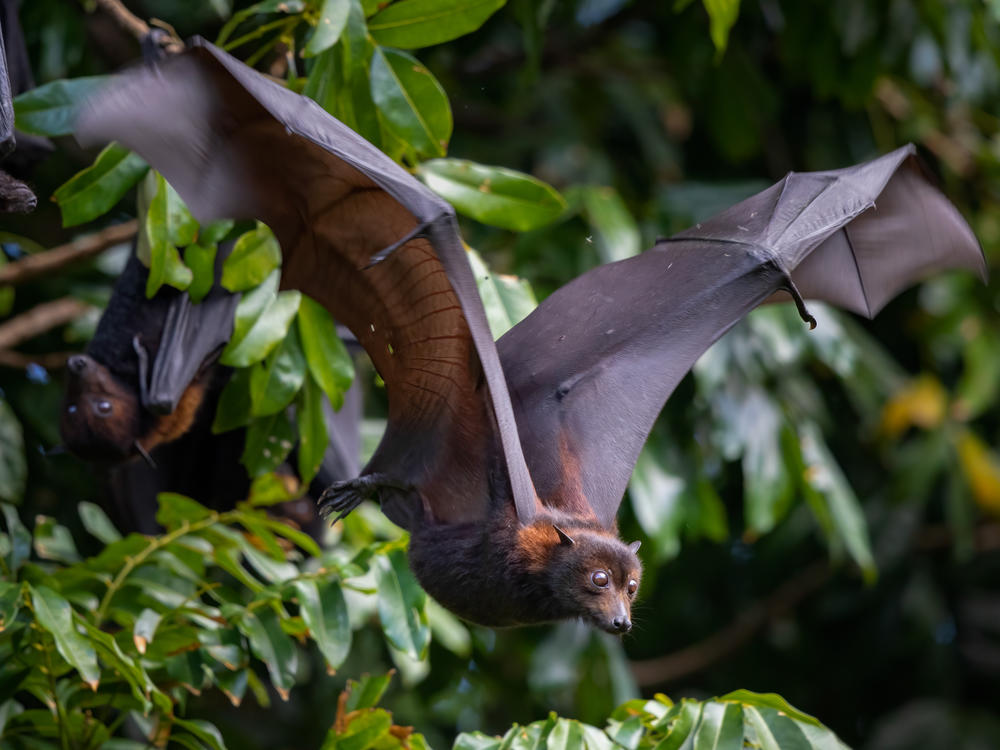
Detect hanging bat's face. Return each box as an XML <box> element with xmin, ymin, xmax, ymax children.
<box><xmin>549</xmin><ymin>527</ymin><xmax>642</xmax><ymax>634</ymax></box>
<box><xmin>60</xmin><ymin>353</ymin><xmax>208</xmax><ymax>463</ymax></box>
<box><xmin>60</xmin><ymin>354</ymin><xmax>142</xmax><ymax>462</ymax></box>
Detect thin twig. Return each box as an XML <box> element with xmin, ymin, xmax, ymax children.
<box><xmin>0</xmin><ymin>220</ymin><xmax>137</xmax><ymax>286</ymax></box>
<box><xmin>93</xmin><ymin>0</ymin><xmax>149</xmax><ymax>40</ymax></box>
<box><xmin>0</xmin><ymin>350</ymin><xmax>75</xmax><ymax>369</ymax></box>
<box><xmin>0</xmin><ymin>298</ymin><xmax>93</xmax><ymax>350</ymax></box>
<box><xmin>629</xmin><ymin>563</ymin><xmax>830</xmax><ymax>687</ymax></box>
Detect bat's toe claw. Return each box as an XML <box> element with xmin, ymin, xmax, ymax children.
<box><xmin>317</xmin><ymin>478</ymin><xmax>369</xmax><ymax>522</ymax></box>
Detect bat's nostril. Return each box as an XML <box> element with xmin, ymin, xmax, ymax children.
<box><xmin>67</xmin><ymin>355</ymin><xmax>89</xmax><ymax>375</ymax></box>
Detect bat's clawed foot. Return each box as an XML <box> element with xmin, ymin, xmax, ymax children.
<box><xmin>317</xmin><ymin>473</ymin><xmax>412</xmax><ymax>523</ymax></box>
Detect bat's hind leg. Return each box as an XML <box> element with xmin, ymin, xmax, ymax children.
<box><xmin>317</xmin><ymin>473</ymin><xmax>413</xmax><ymax>523</ymax></box>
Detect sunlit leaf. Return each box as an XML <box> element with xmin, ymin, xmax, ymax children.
<box><xmin>221</xmin><ymin>224</ymin><xmax>282</xmax><ymax>293</ymax></box>
<box><xmin>418</xmin><ymin>158</ymin><xmax>566</xmax><ymax>230</ymax></box>
<box><xmin>304</xmin><ymin>0</ymin><xmax>350</xmax><ymax>56</ymax></box>
<box><xmin>297</xmin><ymin>295</ymin><xmax>354</xmax><ymax>408</ymax></box>
<box><xmin>376</xmin><ymin>547</ymin><xmax>429</xmax><ymax>660</ymax></box>
<box><xmin>701</xmin><ymin>0</ymin><xmax>741</xmax><ymax>55</ymax></box>
<box><xmin>144</xmin><ymin>173</ymin><xmax>194</xmax><ymax>297</ymax></box>
<box><xmin>238</xmin><ymin>608</ymin><xmax>297</xmax><ymax>700</ymax></box>
<box><xmin>957</xmin><ymin>429</ymin><xmax>1000</xmax><ymax>517</ymax></box>
<box><xmin>30</xmin><ymin>585</ymin><xmax>100</xmax><ymax>690</ymax></box>
<box><xmin>52</xmin><ymin>143</ymin><xmax>148</xmax><ymax>227</ymax></box>
<box><xmin>292</xmin><ymin>579</ymin><xmax>351</xmax><ymax>671</ymax></box>
<box><xmin>221</xmin><ymin>289</ymin><xmax>302</xmax><ymax>367</ymax></box>
<box><xmin>369</xmin><ymin>0</ymin><xmax>505</xmax><ymax>49</ymax></box>
<box><xmin>12</xmin><ymin>75</ymin><xmax>110</xmax><ymax>135</ymax></box>
<box><xmin>575</xmin><ymin>184</ymin><xmax>641</xmax><ymax>262</ymax></box>
<box><xmin>184</xmin><ymin>243</ymin><xmax>218</xmax><ymax>304</ymax></box>
<box><xmin>467</xmin><ymin>247</ymin><xmax>537</xmax><ymax>338</ymax></box>
<box><xmin>321</xmin><ymin>708</ymin><xmax>392</xmax><ymax>750</ymax></box>
<box><xmin>249</xmin><ymin>324</ymin><xmax>307</xmax><ymax>417</ymax></box>
<box><xmin>296</xmin><ymin>375</ymin><xmax>329</xmax><ymax>484</ymax></box>
<box><xmin>370</xmin><ymin>47</ymin><xmax>451</xmax><ymax>157</ymax></box>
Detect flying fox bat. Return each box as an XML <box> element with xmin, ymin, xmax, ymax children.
<box><xmin>76</xmin><ymin>40</ymin><xmax>986</xmax><ymax>634</ymax></box>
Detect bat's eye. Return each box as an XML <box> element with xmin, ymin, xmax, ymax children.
<box><xmin>95</xmin><ymin>400</ymin><xmax>113</xmax><ymax>416</ymax></box>
<box><xmin>627</xmin><ymin>579</ymin><xmax>638</xmax><ymax>596</ymax></box>
<box><xmin>591</xmin><ymin>570</ymin><xmax>609</xmax><ymax>588</ymax></box>
<box><xmin>66</xmin><ymin>405</ymin><xmax>77</xmax><ymax>415</ymax></box>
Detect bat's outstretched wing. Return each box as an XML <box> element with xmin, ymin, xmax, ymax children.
<box><xmin>76</xmin><ymin>40</ymin><xmax>537</xmax><ymax>527</ymax></box>
<box><xmin>498</xmin><ymin>145</ymin><xmax>986</xmax><ymax>528</ymax></box>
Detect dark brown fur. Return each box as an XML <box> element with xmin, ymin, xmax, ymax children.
<box><xmin>407</xmin><ymin>499</ymin><xmax>641</xmax><ymax>632</ymax></box>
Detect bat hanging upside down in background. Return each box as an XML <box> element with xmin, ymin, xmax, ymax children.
<box><xmin>76</xmin><ymin>40</ymin><xmax>986</xmax><ymax>634</ymax></box>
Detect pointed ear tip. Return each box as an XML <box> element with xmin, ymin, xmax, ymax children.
<box><xmin>552</xmin><ymin>524</ymin><xmax>576</xmax><ymax>546</ymax></box>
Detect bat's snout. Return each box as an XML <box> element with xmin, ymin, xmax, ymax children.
<box><xmin>67</xmin><ymin>354</ymin><xmax>92</xmax><ymax>376</ymax></box>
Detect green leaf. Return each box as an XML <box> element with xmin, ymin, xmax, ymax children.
<box><xmin>345</xmin><ymin>672</ymin><xmax>393</xmax><ymax>712</ymax></box>
<box><xmin>29</xmin><ymin>585</ymin><xmax>100</xmax><ymax>690</ymax></box>
<box><xmin>376</xmin><ymin>547</ymin><xmax>429</xmax><ymax>660</ymax></box>
<box><xmin>292</xmin><ymin>579</ymin><xmax>351</xmax><ymax>671</ymax></box>
<box><xmin>238</xmin><ymin>608</ymin><xmax>297</xmax><ymax>700</ymax></box>
<box><xmin>221</xmin><ymin>224</ymin><xmax>283</xmax><ymax>293</ymax></box>
<box><xmin>78</xmin><ymin>501</ymin><xmax>121</xmax><ymax>544</ymax></box>
<box><xmin>52</xmin><ymin>143</ymin><xmax>148</xmax><ymax>227</ymax></box>
<box><xmin>658</xmin><ymin>700</ymin><xmax>702</xmax><ymax>750</ymax></box>
<box><xmin>213</xmin><ymin>367</ymin><xmax>254</xmax><ymax>434</ymax></box>
<box><xmin>221</xmin><ymin>289</ymin><xmax>302</xmax><ymax>367</ymax></box>
<box><xmin>0</xmin><ymin>401</ymin><xmax>26</xmax><ymax>504</ymax></box>
<box><xmin>249</xmin><ymin>324</ymin><xmax>307</xmax><ymax>417</ymax></box>
<box><xmin>740</xmin><ymin>392</ymin><xmax>794</xmax><ymax>535</ymax></box>
<box><xmin>321</xmin><ymin>708</ymin><xmax>392</xmax><ymax>750</ymax></box>
<box><xmin>144</xmin><ymin>173</ymin><xmax>194</xmax><ymax>297</ymax></box>
<box><xmin>305</xmin><ymin>0</ymin><xmax>351</xmax><ymax>56</ymax></box>
<box><xmin>184</xmin><ymin>243</ymin><xmax>218</xmax><ymax>304</ymax></box>
<box><xmin>716</xmin><ymin>691</ymin><xmax>824</xmax><ymax>728</ymax></box>
<box><xmin>1</xmin><ymin>504</ymin><xmax>30</xmax><ymax>572</ymax></box>
<box><xmin>12</xmin><ymin>75</ymin><xmax>110</xmax><ymax>136</ymax></box>
<box><xmin>296</xmin><ymin>375</ymin><xmax>329</xmax><ymax>484</ymax></box>
<box><xmin>575</xmin><ymin>184</ymin><xmax>641</xmax><ymax>263</ymax></box>
<box><xmin>0</xmin><ymin>581</ymin><xmax>22</xmax><ymax>631</ymax></box>
<box><xmin>200</xmin><ymin>219</ymin><xmax>236</xmax><ymax>245</ymax></box>
<box><xmin>32</xmin><ymin>516</ymin><xmax>80</xmax><ymax>564</ymax></box>
<box><xmin>247</xmin><ymin>473</ymin><xmax>295</xmax><ymax>507</ymax></box>
<box><xmin>225</xmin><ymin>271</ymin><xmax>279</xmax><ymax>357</ymax></box>
<box><xmin>702</xmin><ymin>0</ymin><xmax>741</xmax><ymax>55</ymax></box>
<box><xmin>241</xmin><ymin>410</ymin><xmax>296</xmax><ymax>477</ymax></box>
<box><xmin>370</xmin><ymin>47</ymin><xmax>451</xmax><ymax>157</ymax></box>
<box><xmin>467</xmin><ymin>247</ymin><xmax>537</xmax><ymax>338</ymax></box>
<box><xmin>417</xmin><ymin>159</ymin><xmax>567</xmax><ymax>231</ymax></box>
<box><xmin>155</xmin><ymin>492</ymin><xmax>214</xmax><ymax>530</ymax></box>
<box><xmin>369</xmin><ymin>0</ymin><xmax>505</xmax><ymax>49</ymax></box>
<box><xmin>798</xmin><ymin>422</ymin><xmax>876</xmax><ymax>582</ymax></box>
<box><xmin>172</xmin><ymin>718</ymin><xmax>229</xmax><ymax>750</ymax></box>
<box><xmin>693</xmin><ymin>702</ymin><xmax>742</xmax><ymax>750</ymax></box>
<box><xmin>297</xmin><ymin>295</ymin><xmax>354</xmax><ymax>407</ymax></box>
<box><xmin>133</xmin><ymin>608</ymin><xmax>162</xmax><ymax>654</ymax></box>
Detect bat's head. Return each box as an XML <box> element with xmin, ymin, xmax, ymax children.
<box><xmin>60</xmin><ymin>353</ymin><xmax>143</xmax><ymax>462</ymax></box>
<box><xmin>546</xmin><ymin>525</ymin><xmax>642</xmax><ymax>635</ymax></box>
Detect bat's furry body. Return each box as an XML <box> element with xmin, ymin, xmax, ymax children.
<box><xmin>77</xmin><ymin>41</ymin><xmax>986</xmax><ymax>632</ymax></box>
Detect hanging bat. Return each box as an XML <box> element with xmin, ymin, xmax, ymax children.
<box><xmin>76</xmin><ymin>40</ymin><xmax>986</xmax><ymax>634</ymax></box>
<box><xmin>0</xmin><ymin>0</ymin><xmax>40</xmax><ymax>213</ymax></box>
<box><xmin>60</xmin><ymin>239</ymin><xmax>363</xmax><ymax>533</ymax></box>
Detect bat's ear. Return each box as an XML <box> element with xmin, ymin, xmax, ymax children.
<box><xmin>628</xmin><ymin>540</ymin><xmax>641</xmax><ymax>555</ymax></box>
<box><xmin>553</xmin><ymin>525</ymin><xmax>576</xmax><ymax>546</ymax></box>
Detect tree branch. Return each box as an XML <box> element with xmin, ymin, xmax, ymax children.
<box><xmin>93</xmin><ymin>0</ymin><xmax>149</xmax><ymax>40</ymax></box>
<box><xmin>0</xmin><ymin>350</ymin><xmax>75</xmax><ymax>369</ymax></box>
<box><xmin>0</xmin><ymin>220</ymin><xmax>137</xmax><ymax>286</ymax></box>
<box><xmin>629</xmin><ymin>562</ymin><xmax>830</xmax><ymax>687</ymax></box>
<box><xmin>0</xmin><ymin>297</ymin><xmax>94</xmax><ymax>351</ymax></box>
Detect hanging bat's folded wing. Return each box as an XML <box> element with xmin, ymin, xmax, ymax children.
<box><xmin>498</xmin><ymin>145</ymin><xmax>986</xmax><ymax>529</ymax></box>
<box><xmin>140</xmin><ymin>243</ymin><xmax>240</xmax><ymax>414</ymax></box>
<box><xmin>76</xmin><ymin>40</ymin><xmax>537</xmax><ymax>527</ymax></box>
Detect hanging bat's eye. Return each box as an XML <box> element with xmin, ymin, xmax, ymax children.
<box><xmin>66</xmin><ymin>404</ymin><xmax>77</xmax><ymax>415</ymax></box>
<box><xmin>95</xmin><ymin>399</ymin><xmax>113</xmax><ymax>416</ymax></box>
<box><xmin>591</xmin><ymin>570</ymin><xmax>609</xmax><ymax>588</ymax></box>
<box><xmin>627</xmin><ymin>579</ymin><xmax>638</xmax><ymax>596</ymax></box>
